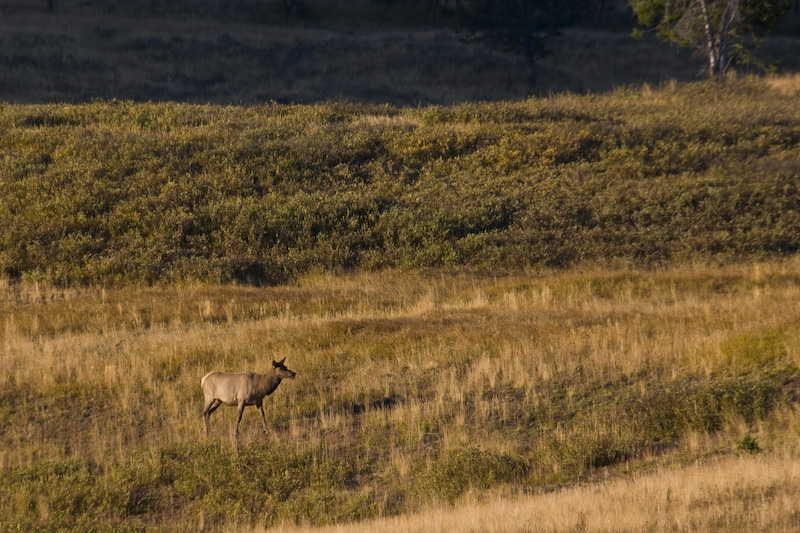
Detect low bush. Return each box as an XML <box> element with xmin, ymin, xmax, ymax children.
<box><xmin>1</xmin><ymin>79</ymin><xmax>799</xmax><ymax>285</ymax></box>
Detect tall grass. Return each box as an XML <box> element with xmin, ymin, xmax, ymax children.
<box><xmin>1</xmin><ymin>263</ymin><xmax>799</xmax><ymax>530</ymax></box>
<box><xmin>271</xmin><ymin>448</ymin><xmax>800</xmax><ymax>532</ymax></box>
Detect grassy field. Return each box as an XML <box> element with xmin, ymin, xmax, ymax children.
<box><xmin>272</xmin><ymin>451</ymin><xmax>800</xmax><ymax>532</ymax></box>
<box><xmin>2</xmin><ymin>262</ymin><xmax>800</xmax><ymax>531</ymax></box>
<box><xmin>1</xmin><ymin>67</ymin><xmax>800</xmax><ymax>530</ymax></box>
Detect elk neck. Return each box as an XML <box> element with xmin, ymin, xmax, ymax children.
<box><xmin>254</xmin><ymin>369</ymin><xmax>283</xmax><ymax>396</ymax></box>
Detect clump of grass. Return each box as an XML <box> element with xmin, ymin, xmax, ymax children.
<box><xmin>766</xmin><ymin>73</ymin><xmax>800</xmax><ymax>96</ymax></box>
<box><xmin>736</xmin><ymin>434</ymin><xmax>761</xmax><ymax>454</ymax></box>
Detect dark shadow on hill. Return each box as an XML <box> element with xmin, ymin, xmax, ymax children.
<box><xmin>348</xmin><ymin>396</ymin><xmax>398</xmax><ymax>416</ymax></box>
<box><xmin>1</xmin><ymin>0</ymin><xmax>798</xmax><ymax>104</ymax></box>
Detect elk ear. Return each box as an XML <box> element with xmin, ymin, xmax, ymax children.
<box><xmin>278</xmin><ymin>357</ymin><xmax>286</xmax><ymax>365</ymax></box>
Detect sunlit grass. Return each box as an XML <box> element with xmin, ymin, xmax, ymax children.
<box><xmin>766</xmin><ymin>73</ymin><xmax>800</xmax><ymax>96</ymax></box>
<box><xmin>270</xmin><ymin>442</ymin><xmax>800</xmax><ymax>532</ymax></box>
<box><xmin>2</xmin><ymin>262</ymin><xmax>799</xmax><ymax>529</ymax></box>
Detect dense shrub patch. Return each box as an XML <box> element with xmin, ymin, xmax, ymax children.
<box><xmin>1</xmin><ymin>79</ymin><xmax>799</xmax><ymax>285</ymax></box>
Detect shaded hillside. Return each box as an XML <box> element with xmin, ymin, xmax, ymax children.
<box><xmin>1</xmin><ymin>0</ymin><xmax>799</xmax><ymax>104</ymax></box>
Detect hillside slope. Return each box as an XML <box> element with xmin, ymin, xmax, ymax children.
<box><xmin>2</xmin><ymin>0</ymin><xmax>799</xmax><ymax>104</ymax></box>
<box><xmin>2</xmin><ymin>78</ymin><xmax>800</xmax><ymax>285</ymax></box>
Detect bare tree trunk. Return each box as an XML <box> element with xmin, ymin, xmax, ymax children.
<box><xmin>717</xmin><ymin>0</ymin><xmax>739</xmax><ymax>76</ymax></box>
<box><xmin>697</xmin><ymin>0</ymin><xmax>721</xmax><ymax>77</ymax></box>
<box><xmin>698</xmin><ymin>0</ymin><xmax>741</xmax><ymax>78</ymax></box>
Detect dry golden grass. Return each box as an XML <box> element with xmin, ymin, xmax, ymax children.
<box><xmin>766</xmin><ymin>73</ymin><xmax>800</xmax><ymax>96</ymax></box>
<box><xmin>269</xmin><ymin>442</ymin><xmax>800</xmax><ymax>532</ymax></box>
<box><xmin>2</xmin><ymin>262</ymin><xmax>800</xmax><ymax>529</ymax></box>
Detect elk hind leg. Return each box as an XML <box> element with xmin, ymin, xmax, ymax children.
<box><xmin>234</xmin><ymin>402</ymin><xmax>246</xmax><ymax>438</ymax></box>
<box><xmin>203</xmin><ymin>399</ymin><xmax>222</xmax><ymax>436</ymax></box>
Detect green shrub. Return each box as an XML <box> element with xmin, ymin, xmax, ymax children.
<box><xmin>722</xmin><ymin>330</ymin><xmax>789</xmax><ymax>368</ymax></box>
<box><xmin>635</xmin><ymin>373</ymin><xmax>790</xmax><ymax>440</ymax></box>
<box><xmin>737</xmin><ymin>434</ymin><xmax>761</xmax><ymax>454</ymax></box>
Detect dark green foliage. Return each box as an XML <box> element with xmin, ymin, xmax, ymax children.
<box><xmin>132</xmin><ymin>441</ymin><xmax>377</xmax><ymax>527</ymax></box>
<box><xmin>454</xmin><ymin>0</ymin><xmax>591</xmax><ymax>83</ymax></box>
<box><xmin>635</xmin><ymin>373</ymin><xmax>792</xmax><ymax>440</ymax></box>
<box><xmin>722</xmin><ymin>330</ymin><xmax>789</xmax><ymax>368</ymax></box>
<box><xmin>0</xmin><ymin>441</ymin><xmax>376</xmax><ymax>531</ymax></box>
<box><xmin>0</xmin><ymin>458</ymin><xmax>113</xmax><ymax>532</ymax></box>
<box><xmin>737</xmin><ymin>434</ymin><xmax>761</xmax><ymax>454</ymax></box>
<box><xmin>629</xmin><ymin>0</ymin><xmax>791</xmax><ymax>77</ymax></box>
<box><xmin>519</xmin><ymin>369</ymin><xmax>796</xmax><ymax>480</ymax></box>
<box><xmin>414</xmin><ymin>447</ymin><xmax>527</xmax><ymax>503</ymax></box>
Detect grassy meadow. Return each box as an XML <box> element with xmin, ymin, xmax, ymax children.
<box><xmin>273</xmin><ymin>450</ymin><xmax>800</xmax><ymax>532</ymax></box>
<box><xmin>1</xmin><ymin>76</ymin><xmax>800</xmax><ymax>531</ymax></box>
<box><xmin>2</xmin><ymin>264</ymin><xmax>800</xmax><ymax>531</ymax></box>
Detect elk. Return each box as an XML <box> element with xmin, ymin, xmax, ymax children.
<box><xmin>201</xmin><ymin>358</ymin><xmax>296</xmax><ymax>438</ymax></box>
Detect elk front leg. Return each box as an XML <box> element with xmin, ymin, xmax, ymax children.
<box><xmin>257</xmin><ymin>402</ymin><xmax>268</xmax><ymax>435</ymax></box>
